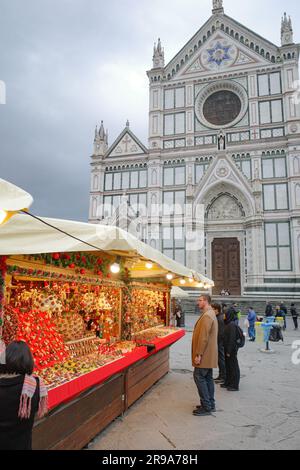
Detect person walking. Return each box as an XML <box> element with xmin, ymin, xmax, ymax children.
<box><xmin>222</xmin><ymin>307</ymin><xmax>240</xmax><ymax>392</ymax></box>
<box><xmin>275</xmin><ymin>305</ymin><xmax>286</xmax><ymax>330</ymax></box>
<box><xmin>212</xmin><ymin>303</ymin><xmax>226</xmax><ymax>384</ymax></box>
<box><xmin>0</xmin><ymin>341</ymin><xmax>48</xmax><ymax>450</ymax></box>
<box><xmin>265</xmin><ymin>302</ymin><xmax>273</xmax><ymax>317</ymax></box>
<box><xmin>291</xmin><ymin>304</ymin><xmax>298</xmax><ymax>330</ymax></box>
<box><xmin>280</xmin><ymin>302</ymin><xmax>288</xmax><ymax>330</ymax></box>
<box><xmin>247</xmin><ymin>307</ymin><xmax>256</xmax><ymax>341</ymax></box>
<box><xmin>174</xmin><ymin>301</ymin><xmax>183</xmax><ymax>327</ymax></box>
<box><xmin>192</xmin><ymin>295</ymin><xmax>218</xmax><ymax>416</ymax></box>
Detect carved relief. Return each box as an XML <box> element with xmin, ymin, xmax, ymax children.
<box><xmin>207</xmin><ymin>194</ymin><xmax>244</xmax><ymax>221</ymax></box>
<box><xmin>216</xmin><ymin>165</ymin><xmax>229</xmax><ymax>178</ymax></box>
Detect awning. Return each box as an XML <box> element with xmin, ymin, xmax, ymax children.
<box><xmin>0</xmin><ymin>213</ymin><xmax>214</xmax><ymax>287</ymax></box>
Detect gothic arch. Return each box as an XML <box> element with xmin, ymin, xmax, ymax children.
<box><xmin>205</xmin><ymin>192</ymin><xmax>245</xmax><ymax>221</ymax></box>
<box><xmin>194</xmin><ymin>181</ymin><xmax>254</xmax><ymax>219</ymax></box>
<box><xmin>151</xmin><ymin>169</ymin><xmax>157</xmax><ymax>185</ymax></box>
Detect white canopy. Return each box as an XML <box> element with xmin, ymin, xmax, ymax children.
<box><xmin>0</xmin><ymin>213</ymin><xmax>214</xmax><ymax>287</ymax></box>
<box><xmin>171</xmin><ymin>286</ymin><xmax>190</xmax><ymax>298</ymax></box>
<box><xmin>0</xmin><ymin>178</ymin><xmax>33</xmax><ymax>212</ymax></box>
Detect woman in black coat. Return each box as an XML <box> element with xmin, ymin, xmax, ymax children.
<box><xmin>0</xmin><ymin>341</ymin><xmax>47</xmax><ymax>450</ymax></box>
<box><xmin>222</xmin><ymin>307</ymin><xmax>240</xmax><ymax>392</ymax></box>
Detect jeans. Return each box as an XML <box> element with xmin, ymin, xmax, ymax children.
<box><xmin>248</xmin><ymin>325</ymin><xmax>256</xmax><ymax>340</ymax></box>
<box><xmin>193</xmin><ymin>368</ymin><xmax>215</xmax><ymax>411</ymax></box>
<box><xmin>218</xmin><ymin>344</ymin><xmax>226</xmax><ymax>381</ymax></box>
<box><xmin>292</xmin><ymin>317</ymin><xmax>298</xmax><ymax>329</ymax></box>
<box><xmin>225</xmin><ymin>353</ymin><xmax>240</xmax><ymax>390</ymax></box>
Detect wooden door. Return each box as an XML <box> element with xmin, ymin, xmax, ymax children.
<box><xmin>212</xmin><ymin>238</ymin><xmax>241</xmax><ymax>296</ymax></box>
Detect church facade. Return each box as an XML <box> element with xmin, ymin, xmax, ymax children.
<box><xmin>89</xmin><ymin>0</ymin><xmax>300</xmax><ymax>298</ymax></box>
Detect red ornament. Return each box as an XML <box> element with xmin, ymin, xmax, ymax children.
<box><xmin>52</xmin><ymin>253</ymin><xmax>60</xmax><ymax>260</ymax></box>
<box><xmin>69</xmin><ymin>263</ymin><xmax>75</xmax><ymax>269</ymax></box>
<box><xmin>80</xmin><ymin>269</ymin><xmax>85</xmax><ymax>275</ymax></box>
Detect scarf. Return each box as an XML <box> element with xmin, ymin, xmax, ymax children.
<box><xmin>18</xmin><ymin>374</ymin><xmax>48</xmax><ymax>420</ymax></box>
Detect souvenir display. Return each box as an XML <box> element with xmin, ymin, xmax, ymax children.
<box><xmin>134</xmin><ymin>326</ymin><xmax>178</xmax><ymax>343</ymax></box>
<box><xmin>123</xmin><ymin>287</ymin><xmax>166</xmax><ymax>336</ymax></box>
<box><xmin>0</xmin><ymin>252</ymin><xmax>177</xmax><ymax>407</ymax></box>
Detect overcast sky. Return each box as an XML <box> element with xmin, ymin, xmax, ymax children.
<box><xmin>0</xmin><ymin>0</ymin><xmax>299</xmax><ymax>221</ymax></box>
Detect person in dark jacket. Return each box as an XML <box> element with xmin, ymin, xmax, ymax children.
<box><xmin>275</xmin><ymin>305</ymin><xmax>286</xmax><ymax>330</ymax></box>
<box><xmin>291</xmin><ymin>304</ymin><xmax>298</xmax><ymax>330</ymax></box>
<box><xmin>222</xmin><ymin>307</ymin><xmax>240</xmax><ymax>392</ymax></box>
<box><xmin>212</xmin><ymin>303</ymin><xmax>226</xmax><ymax>384</ymax></box>
<box><xmin>0</xmin><ymin>341</ymin><xmax>48</xmax><ymax>450</ymax></box>
<box><xmin>280</xmin><ymin>302</ymin><xmax>288</xmax><ymax>329</ymax></box>
<box><xmin>265</xmin><ymin>302</ymin><xmax>273</xmax><ymax>317</ymax></box>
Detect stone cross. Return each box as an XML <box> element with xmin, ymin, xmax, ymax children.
<box><xmin>123</xmin><ymin>135</ymin><xmax>131</xmax><ymax>153</ymax></box>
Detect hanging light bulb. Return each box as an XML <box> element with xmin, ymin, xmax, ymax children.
<box><xmin>145</xmin><ymin>262</ymin><xmax>153</xmax><ymax>269</ymax></box>
<box><xmin>180</xmin><ymin>279</ymin><xmax>186</xmax><ymax>285</ymax></box>
<box><xmin>166</xmin><ymin>273</ymin><xmax>173</xmax><ymax>281</ymax></box>
<box><xmin>197</xmin><ymin>282</ymin><xmax>204</xmax><ymax>288</ymax></box>
<box><xmin>110</xmin><ymin>263</ymin><xmax>120</xmax><ymax>274</ymax></box>
<box><xmin>189</xmin><ymin>278</ymin><xmax>194</xmax><ymax>283</ymax></box>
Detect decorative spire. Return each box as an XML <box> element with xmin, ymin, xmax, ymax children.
<box><xmin>93</xmin><ymin>120</ymin><xmax>108</xmax><ymax>158</ymax></box>
<box><xmin>126</xmin><ymin>119</ymin><xmax>130</xmax><ymax>128</ymax></box>
<box><xmin>99</xmin><ymin>120</ymin><xmax>105</xmax><ymax>140</ymax></box>
<box><xmin>152</xmin><ymin>37</ymin><xmax>165</xmax><ymax>69</ymax></box>
<box><xmin>281</xmin><ymin>12</ymin><xmax>294</xmax><ymax>45</ymax></box>
<box><xmin>212</xmin><ymin>0</ymin><xmax>224</xmax><ymax>14</ymax></box>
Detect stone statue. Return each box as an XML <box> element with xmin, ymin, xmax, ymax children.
<box><xmin>213</xmin><ymin>0</ymin><xmax>223</xmax><ymax>9</ymax></box>
<box><xmin>218</xmin><ymin>129</ymin><xmax>226</xmax><ymax>150</ymax></box>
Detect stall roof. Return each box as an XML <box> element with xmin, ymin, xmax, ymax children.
<box><xmin>0</xmin><ymin>214</ymin><xmax>213</xmax><ymax>287</ymax></box>
<box><xmin>171</xmin><ymin>287</ymin><xmax>190</xmax><ymax>298</ymax></box>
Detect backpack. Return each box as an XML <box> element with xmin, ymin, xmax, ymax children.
<box><xmin>236</xmin><ymin>325</ymin><xmax>245</xmax><ymax>348</ymax></box>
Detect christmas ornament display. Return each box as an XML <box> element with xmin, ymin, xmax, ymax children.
<box><xmin>123</xmin><ymin>288</ymin><xmax>166</xmax><ymax>336</ymax></box>
<box><xmin>2</xmin><ymin>305</ymin><xmax>69</xmax><ymax>369</ymax></box>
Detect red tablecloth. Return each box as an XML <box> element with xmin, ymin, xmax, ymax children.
<box><xmin>148</xmin><ymin>328</ymin><xmax>185</xmax><ymax>354</ymax></box>
<box><xmin>48</xmin><ymin>329</ymin><xmax>185</xmax><ymax>410</ymax></box>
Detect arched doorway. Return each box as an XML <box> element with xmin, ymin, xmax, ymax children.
<box><xmin>212</xmin><ymin>238</ymin><xmax>241</xmax><ymax>295</ymax></box>
<box><xmin>206</xmin><ymin>192</ymin><xmax>245</xmax><ymax>296</ymax></box>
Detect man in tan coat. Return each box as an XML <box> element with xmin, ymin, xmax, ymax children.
<box><xmin>192</xmin><ymin>294</ymin><xmax>218</xmax><ymax>416</ymax></box>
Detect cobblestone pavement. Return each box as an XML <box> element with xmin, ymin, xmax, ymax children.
<box><xmin>88</xmin><ymin>316</ymin><xmax>300</xmax><ymax>450</ymax></box>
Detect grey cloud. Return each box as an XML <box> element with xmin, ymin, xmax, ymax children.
<box><xmin>0</xmin><ymin>0</ymin><xmax>298</xmax><ymax>220</ymax></box>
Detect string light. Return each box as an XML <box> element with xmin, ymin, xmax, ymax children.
<box><xmin>189</xmin><ymin>278</ymin><xmax>194</xmax><ymax>283</ymax></box>
<box><xmin>180</xmin><ymin>279</ymin><xmax>186</xmax><ymax>285</ymax></box>
<box><xmin>110</xmin><ymin>263</ymin><xmax>120</xmax><ymax>274</ymax></box>
<box><xmin>166</xmin><ymin>273</ymin><xmax>173</xmax><ymax>281</ymax></box>
<box><xmin>145</xmin><ymin>262</ymin><xmax>153</xmax><ymax>269</ymax></box>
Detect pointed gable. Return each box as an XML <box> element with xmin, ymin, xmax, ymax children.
<box><xmin>106</xmin><ymin>127</ymin><xmax>148</xmax><ymax>158</ymax></box>
<box><xmin>194</xmin><ymin>151</ymin><xmax>255</xmax><ymax>214</ymax></box>
<box><xmin>165</xmin><ymin>13</ymin><xmax>279</xmax><ymax>81</ymax></box>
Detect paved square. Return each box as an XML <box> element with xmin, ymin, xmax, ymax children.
<box><xmin>88</xmin><ymin>315</ymin><xmax>300</xmax><ymax>450</ymax></box>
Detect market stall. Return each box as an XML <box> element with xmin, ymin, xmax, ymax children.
<box><xmin>0</xmin><ymin>214</ymin><xmax>213</xmax><ymax>449</ymax></box>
